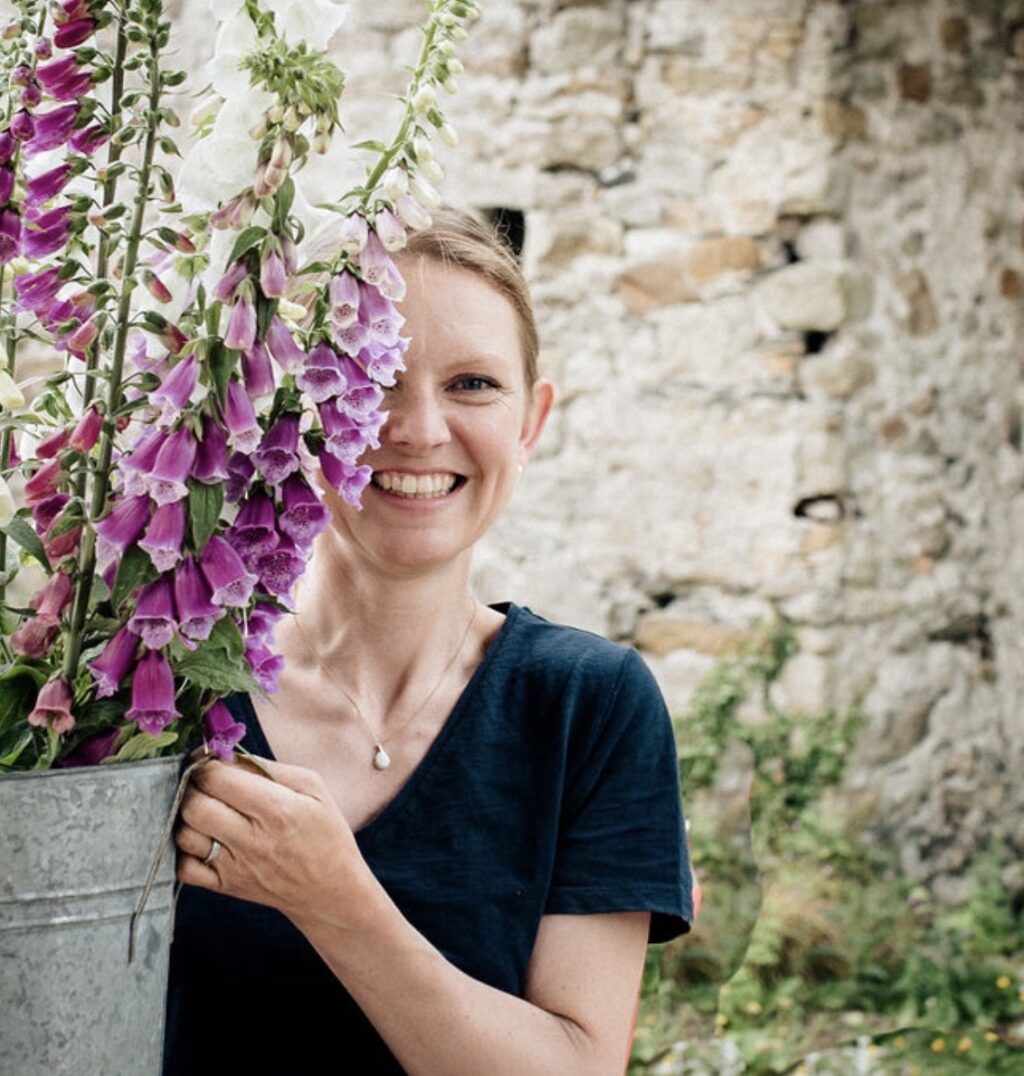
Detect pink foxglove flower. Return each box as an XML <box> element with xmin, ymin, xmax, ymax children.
<box><xmin>150</xmin><ymin>354</ymin><xmax>198</xmax><ymax>421</ymax></box>
<box><xmin>28</xmin><ymin>677</ymin><xmax>75</xmax><ymax>734</ymax></box>
<box><xmin>265</xmin><ymin>315</ymin><xmax>305</xmax><ymax>372</ymax></box>
<box><xmin>120</xmin><ymin>428</ymin><xmax>165</xmax><ymax>496</ymax></box>
<box><xmin>358</xmin><ymin>230</ymin><xmax>394</xmax><ymax>288</ymax></box>
<box><xmin>128</xmin><ymin>576</ymin><xmax>178</xmax><ymax>649</ymax></box>
<box><xmin>377</xmin><ymin>259</ymin><xmax>407</xmax><ymax>302</ymax></box>
<box><xmin>259</xmin><ymin>249</ymin><xmax>287</xmax><ymax>299</ymax></box>
<box><xmin>36</xmin><ymin>55</ymin><xmax>91</xmax><ymax>100</ymax></box>
<box><xmin>139</xmin><ymin>500</ymin><xmax>186</xmax><ymax>571</ymax></box>
<box><xmin>126</xmin><ymin>651</ymin><xmax>180</xmax><ymax>735</ymax></box>
<box><xmin>212</xmin><ymin>260</ymin><xmax>248</xmax><ymax>303</ymax></box>
<box><xmin>244</xmin><ymin>635</ymin><xmax>285</xmax><ymax>693</ymax></box>
<box><xmin>88</xmin><ymin>626</ymin><xmax>139</xmax><ymax>698</ymax></box>
<box><xmin>222</xmin><ymin>380</ymin><xmax>260</xmax><ymax>453</ymax></box>
<box><xmin>225</xmin><ymin>450</ymin><xmax>255</xmax><ymax>503</ymax></box>
<box><xmin>23</xmin><ymin>204</ymin><xmax>73</xmax><ymax>258</ymax></box>
<box><xmin>337</xmin><ymin>355</ymin><xmax>384</xmax><ymax>415</ymax></box>
<box><xmin>94</xmin><ymin>493</ymin><xmax>151</xmax><ymax>564</ymax></box>
<box><xmin>254</xmin><ymin>536</ymin><xmax>305</xmax><ymax>596</ymax></box>
<box><xmin>174</xmin><ymin>557</ymin><xmax>224</xmax><ymax>641</ymax></box>
<box><xmin>144</xmin><ymin>426</ymin><xmax>197</xmax><ymax>505</ymax></box>
<box><xmin>241</xmin><ymin>341</ymin><xmax>275</xmax><ymax>400</ymax></box>
<box><xmin>14</xmin><ymin>265</ymin><xmax>62</xmax><ymax>314</ymax></box>
<box><xmin>0</xmin><ymin>165</ymin><xmax>14</xmax><ymax>204</ymax></box>
<box><xmin>57</xmin><ymin>729</ymin><xmax>120</xmax><ymax>768</ymax></box>
<box><xmin>68</xmin><ymin>406</ymin><xmax>102</xmax><ymax>451</ymax></box>
<box><xmin>331</xmin><ymin>316</ymin><xmax>369</xmax><ymax>357</ymax></box>
<box><xmin>68</xmin><ymin>122</ymin><xmax>106</xmax><ymax>156</ymax></box>
<box><xmin>10</xmin><ymin>109</ymin><xmax>34</xmax><ymax>143</ymax></box>
<box><xmin>209</xmin><ymin>191</ymin><xmax>256</xmax><ymax>231</ymax></box>
<box><xmin>25</xmin><ymin>103</ymin><xmax>80</xmax><ymax>155</ymax></box>
<box><xmin>66</xmin><ymin>316</ymin><xmax>99</xmax><ymax>353</ymax></box>
<box><xmin>329</xmin><ymin>271</ymin><xmax>360</xmax><ymax>328</ymax></box>
<box><xmin>203</xmin><ymin>700</ymin><xmax>246</xmax><ymax>761</ymax></box>
<box><xmin>318</xmin><ymin>450</ymin><xmax>372</xmax><ymax>507</ymax></box>
<box><xmin>53</xmin><ymin>17</ymin><xmax>96</xmax><ymax>49</ymax></box>
<box><xmin>224</xmin><ymin>295</ymin><xmax>256</xmax><ymax>352</ymax></box>
<box><xmin>200</xmin><ymin>535</ymin><xmax>258</xmax><ymax>608</ymax></box>
<box><xmin>10</xmin><ymin>569</ymin><xmax>71</xmax><ymax>656</ymax></box>
<box><xmin>361</xmin><ymin>340</ymin><xmax>407</xmax><ymax>387</ymax></box>
<box><xmin>23</xmin><ymin>458</ymin><xmax>63</xmax><ymax>506</ymax></box>
<box><xmin>253</xmin><ymin>413</ymin><xmax>301</xmax><ymax>485</ymax></box>
<box><xmin>297</xmin><ymin>343</ymin><xmax>346</xmax><ymax>403</ymax></box>
<box><xmin>279</xmin><ymin>475</ymin><xmax>331</xmax><ymax>548</ymax></box>
<box><xmin>319</xmin><ymin>399</ymin><xmax>385</xmax><ymax>462</ymax></box>
<box><xmin>35</xmin><ymin>427</ymin><xmax>71</xmax><ymax>458</ymax></box>
<box><xmin>374</xmin><ymin>208</ymin><xmax>406</xmax><ymax>252</ymax></box>
<box><xmin>337</xmin><ymin>212</ymin><xmax>368</xmax><ymax>255</ymax></box>
<box><xmin>0</xmin><ymin>208</ymin><xmax>20</xmax><ymax>263</ymax></box>
<box><xmin>227</xmin><ymin>491</ymin><xmax>280</xmax><ymax>562</ymax></box>
<box><xmin>359</xmin><ymin>285</ymin><xmax>403</xmax><ymax>346</ymax></box>
<box><xmin>193</xmin><ymin>413</ymin><xmax>230</xmax><ymax>483</ymax></box>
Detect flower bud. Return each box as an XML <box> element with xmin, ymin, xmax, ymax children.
<box><xmin>338</xmin><ymin>212</ymin><xmax>369</xmax><ymax>256</ymax></box>
<box><xmin>0</xmin><ymin>474</ymin><xmax>14</xmax><ymax>527</ymax></box>
<box><xmin>395</xmin><ymin>194</ymin><xmax>431</xmax><ymax>232</ymax></box>
<box><xmin>411</xmin><ymin>84</ymin><xmax>436</xmax><ymax>113</ymax></box>
<box><xmin>282</xmin><ymin>106</ymin><xmax>301</xmax><ymax>132</ymax></box>
<box><xmin>12</xmin><ymin>65</ymin><xmax>31</xmax><ymax>86</ymax></box>
<box><xmin>0</xmin><ymin>369</ymin><xmax>25</xmax><ymax>410</ymax></box>
<box><xmin>275</xmin><ymin>297</ymin><xmax>307</xmax><ymax>323</ymax></box>
<box><xmin>419</xmin><ymin>157</ymin><xmax>444</xmax><ymax>184</ymax></box>
<box><xmin>313</xmin><ymin>130</ymin><xmax>331</xmax><ymax>154</ymax></box>
<box><xmin>409</xmin><ymin>173</ymin><xmax>441</xmax><ymax>209</ymax></box>
<box><xmin>381</xmin><ymin>167</ymin><xmax>408</xmax><ymax>199</ymax></box>
<box><xmin>438</xmin><ymin>122</ymin><xmax>459</xmax><ymax>148</ymax></box>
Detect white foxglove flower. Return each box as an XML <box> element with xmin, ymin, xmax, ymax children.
<box><xmin>177</xmin><ymin>135</ymin><xmax>257</xmax><ymax>213</ymax></box>
<box><xmin>263</xmin><ymin>0</ymin><xmax>349</xmax><ymax>50</ymax></box>
<box><xmin>395</xmin><ymin>194</ymin><xmax>431</xmax><ymax>231</ymax></box>
<box><xmin>207</xmin><ymin>11</ymin><xmax>257</xmax><ymax>99</ymax></box>
<box><xmin>0</xmin><ymin>475</ymin><xmax>15</xmax><ymax>528</ymax></box>
<box><xmin>205</xmin><ymin>0</ymin><xmax>241</xmax><ymax>18</ymax></box>
<box><xmin>409</xmin><ymin>173</ymin><xmax>440</xmax><ymax>209</ymax></box>
<box><xmin>0</xmin><ymin>369</ymin><xmax>25</xmax><ymax>410</ymax></box>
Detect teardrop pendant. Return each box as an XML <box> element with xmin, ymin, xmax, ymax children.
<box><xmin>372</xmin><ymin>744</ymin><xmax>391</xmax><ymax>770</ymax></box>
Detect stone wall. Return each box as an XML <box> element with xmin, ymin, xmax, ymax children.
<box><xmin>175</xmin><ymin>0</ymin><xmax>1024</xmax><ymax>886</ymax></box>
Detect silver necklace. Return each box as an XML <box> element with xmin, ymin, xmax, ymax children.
<box><xmin>293</xmin><ymin>601</ymin><xmax>478</xmax><ymax>771</ymax></box>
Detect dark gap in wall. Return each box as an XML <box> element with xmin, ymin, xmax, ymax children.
<box><xmin>483</xmin><ymin>207</ymin><xmax>526</xmax><ymax>260</ymax></box>
<box><xmin>804</xmin><ymin>330</ymin><xmax>832</xmax><ymax>354</ymax></box>
<box><xmin>793</xmin><ymin>495</ymin><xmax>845</xmax><ymax>521</ymax></box>
<box><xmin>782</xmin><ymin>240</ymin><xmax>800</xmax><ymax>264</ymax></box>
<box><xmin>650</xmin><ymin>591</ymin><xmax>676</xmax><ymax>609</ymax></box>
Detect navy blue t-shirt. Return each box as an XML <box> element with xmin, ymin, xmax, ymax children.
<box><xmin>163</xmin><ymin>603</ymin><xmax>692</xmax><ymax>1074</ymax></box>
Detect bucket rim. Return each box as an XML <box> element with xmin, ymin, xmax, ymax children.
<box><xmin>0</xmin><ymin>753</ymin><xmax>185</xmax><ymax>784</ymax></box>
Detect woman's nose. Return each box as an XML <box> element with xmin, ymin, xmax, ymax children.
<box><xmin>383</xmin><ymin>388</ymin><xmax>451</xmax><ymax>450</ymax></box>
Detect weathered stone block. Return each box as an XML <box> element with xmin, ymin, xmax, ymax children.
<box><xmin>755</xmin><ymin>262</ymin><xmax>850</xmax><ymax>332</ymax></box>
<box><xmin>616</xmin><ymin>260</ymin><xmax>699</xmax><ymax>313</ymax></box>
<box><xmin>635</xmin><ymin>615</ymin><xmax>753</xmax><ymax>658</ymax></box>
<box><xmin>530</xmin><ymin>6</ymin><xmax>624</xmax><ymax>75</ymax></box>
<box><xmin>685</xmin><ymin>236</ymin><xmax>760</xmax><ymax>283</ymax></box>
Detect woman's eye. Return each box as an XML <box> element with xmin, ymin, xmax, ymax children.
<box><xmin>452</xmin><ymin>376</ymin><xmax>500</xmax><ymax>392</ymax></box>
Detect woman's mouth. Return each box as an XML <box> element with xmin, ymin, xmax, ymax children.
<box><xmin>371</xmin><ymin>471</ymin><xmax>465</xmax><ymax>499</ymax></box>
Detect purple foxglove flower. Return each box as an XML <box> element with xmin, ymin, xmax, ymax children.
<box><xmin>23</xmin><ymin>205</ymin><xmax>72</xmax><ymax>258</ymax></box>
<box><xmin>127</xmin><ymin>576</ymin><xmax>178</xmax><ymax>649</ymax></box>
<box><xmin>279</xmin><ymin>475</ymin><xmax>330</xmax><ymax>548</ymax></box>
<box><xmin>361</xmin><ymin>341</ymin><xmax>407</xmax><ymax>387</ymax></box>
<box><xmin>143</xmin><ymin>270</ymin><xmax>172</xmax><ymax>303</ymax></box>
<box><xmin>68</xmin><ymin>122</ymin><xmax>106</xmax><ymax>156</ymax></box>
<box><xmin>36</xmin><ymin>57</ymin><xmax>92</xmax><ymax>100</ymax></box>
<box><xmin>0</xmin><ymin>165</ymin><xmax>14</xmax><ymax>204</ymax></box>
<box><xmin>0</xmin><ymin>130</ymin><xmax>14</xmax><ymax>162</ymax></box>
<box><xmin>227</xmin><ymin>491</ymin><xmax>279</xmax><ymax>562</ymax></box>
<box><xmin>14</xmin><ymin>265</ymin><xmax>62</xmax><ymax>314</ymax></box>
<box><xmin>338</xmin><ymin>212</ymin><xmax>368</xmax><ymax>255</ymax></box>
<box><xmin>34</xmin><ymin>39</ymin><xmax>53</xmax><ymax>59</ymax></box>
<box><xmin>57</xmin><ymin>729</ymin><xmax>120</xmax><ymax>768</ymax></box>
<box><xmin>28</xmin><ymin>677</ymin><xmax>75</xmax><ymax>734</ymax></box>
<box><xmin>24</xmin><ymin>162</ymin><xmax>73</xmax><ymax>207</ymax></box>
<box><xmin>42</xmin><ymin>517</ymin><xmax>80</xmax><ymax>563</ymax></box>
<box><xmin>331</xmin><ymin>317</ymin><xmax>369</xmax><ymax>357</ymax></box>
<box><xmin>210</xmin><ymin>191</ymin><xmax>257</xmax><ymax>230</ymax></box>
<box><xmin>329</xmin><ymin>271</ymin><xmax>360</xmax><ymax>328</ymax></box>
<box><xmin>265</xmin><ymin>315</ymin><xmax>305</xmax><ymax>372</ymax></box>
<box><xmin>225</xmin><ymin>450</ymin><xmax>255</xmax><ymax>503</ymax></box>
<box><xmin>254</xmin><ymin>413</ymin><xmax>301</xmax><ymax>485</ymax></box>
<box><xmin>242</xmin><ymin>341</ymin><xmax>275</xmax><ymax>400</ymax></box>
<box><xmin>150</xmin><ymin>354</ymin><xmax>198</xmax><ymax>422</ymax></box>
<box><xmin>201</xmin><ymin>535</ymin><xmax>258</xmax><ymax>608</ymax></box>
<box><xmin>25</xmin><ymin>103</ymin><xmax>80</xmax><ymax>155</ymax></box>
<box><xmin>139</xmin><ymin>500</ymin><xmax>186</xmax><ymax>572</ymax></box>
<box><xmin>11</xmin><ymin>614</ymin><xmax>60</xmax><ymax>658</ymax></box>
<box><xmin>11</xmin><ymin>64</ymin><xmax>31</xmax><ymax>86</ymax></box>
<box><xmin>357</xmin><ymin>230</ymin><xmax>394</xmax><ymax>288</ymax></box>
<box><xmin>174</xmin><ymin>557</ymin><xmax>225</xmax><ymax>641</ymax></box>
<box><xmin>374</xmin><ymin>208</ymin><xmax>406</xmax><ymax>252</ymax></box>
<box><xmin>88</xmin><ymin>626</ymin><xmax>139</xmax><ymax>698</ymax></box>
<box><xmin>36</xmin><ymin>54</ymin><xmax>77</xmax><ymax>90</ymax></box>
<box><xmin>31</xmin><ymin>492</ymin><xmax>68</xmax><ymax>535</ymax></box>
<box><xmin>254</xmin><ymin>538</ymin><xmax>305</xmax><ymax>598</ymax></box>
<box><xmin>193</xmin><ymin>413</ymin><xmax>229</xmax><ymax>483</ymax></box>
<box><xmin>53</xmin><ymin>17</ymin><xmax>96</xmax><ymax>49</ymax></box>
<box><xmin>377</xmin><ymin>259</ymin><xmax>407</xmax><ymax>302</ymax></box>
<box><xmin>126</xmin><ymin>651</ymin><xmax>180</xmax><ymax>735</ymax></box>
<box><xmin>145</xmin><ymin>426</ymin><xmax>197</xmax><ymax>505</ymax></box>
<box><xmin>23</xmin><ymin>458</ymin><xmax>63</xmax><ymax>506</ymax></box>
<box><xmin>259</xmin><ymin>249</ymin><xmax>287</xmax><ymax>299</ymax></box>
<box><xmin>318</xmin><ymin>450</ymin><xmax>372</xmax><ymax>508</ymax></box>
<box><xmin>359</xmin><ymin>284</ymin><xmax>403</xmax><ymax>346</ymax></box>
<box><xmin>120</xmin><ymin>428</ymin><xmax>165</xmax><ymax>496</ymax></box>
<box><xmin>245</xmin><ymin>635</ymin><xmax>285</xmax><ymax>693</ymax></box>
<box><xmin>246</xmin><ymin>601</ymin><xmax>285</xmax><ymax>643</ymax></box>
<box><xmin>318</xmin><ymin>400</ymin><xmax>382</xmax><ymax>464</ymax></box>
<box><xmin>222</xmin><ymin>379</ymin><xmax>260</xmax><ymax>453</ymax></box>
<box><xmin>0</xmin><ymin>208</ymin><xmax>20</xmax><ymax>264</ymax></box>
<box><xmin>35</xmin><ymin>427</ymin><xmax>71</xmax><ymax>458</ymax></box>
<box><xmin>20</xmin><ymin>82</ymin><xmax>42</xmax><ymax>108</ymax></box>
<box><xmin>337</xmin><ymin>355</ymin><xmax>385</xmax><ymax>415</ymax></box>
<box><xmin>296</xmin><ymin>342</ymin><xmax>346</xmax><ymax>404</ymax></box>
<box><xmin>10</xmin><ymin>109</ymin><xmax>34</xmax><ymax>143</ymax></box>
<box><xmin>212</xmin><ymin>259</ymin><xmax>248</xmax><ymax>303</ymax></box>
<box><xmin>30</xmin><ymin>567</ymin><xmax>73</xmax><ymax>616</ymax></box>
<box><xmin>68</xmin><ymin>406</ymin><xmax>102</xmax><ymax>451</ymax></box>
<box><xmin>225</xmin><ymin>295</ymin><xmax>256</xmax><ymax>352</ymax></box>
<box><xmin>203</xmin><ymin>700</ymin><xmax>246</xmax><ymax>761</ymax></box>
<box><xmin>66</xmin><ymin>316</ymin><xmax>98</xmax><ymax>353</ymax></box>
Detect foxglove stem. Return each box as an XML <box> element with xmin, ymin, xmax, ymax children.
<box><xmin>62</xmin><ymin>30</ymin><xmax>165</xmax><ymax>685</ymax></box>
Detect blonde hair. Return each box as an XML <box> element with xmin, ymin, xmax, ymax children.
<box><xmin>401</xmin><ymin>208</ymin><xmax>540</xmax><ymax>386</ymax></box>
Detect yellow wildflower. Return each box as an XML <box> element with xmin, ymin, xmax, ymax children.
<box><xmin>931</xmin><ymin>1038</ymin><xmax>946</xmax><ymax>1053</ymax></box>
<box><xmin>893</xmin><ymin>1035</ymin><xmax>908</xmax><ymax>1050</ymax></box>
<box><xmin>985</xmin><ymin>1031</ymin><xmax>999</xmax><ymax>1043</ymax></box>
<box><xmin>996</xmin><ymin>975</ymin><xmax>1011</xmax><ymax>989</ymax></box>
<box><xmin>744</xmin><ymin>1001</ymin><xmax>762</xmax><ymax>1015</ymax></box>
<box><xmin>957</xmin><ymin>1037</ymin><xmax>972</xmax><ymax>1052</ymax></box>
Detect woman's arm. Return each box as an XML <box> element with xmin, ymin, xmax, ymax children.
<box><xmin>176</xmin><ymin>757</ymin><xmax>649</xmax><ymax>1076</ymax></box>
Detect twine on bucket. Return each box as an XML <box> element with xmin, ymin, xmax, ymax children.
<box><xmin>128</xmin><ymin>754</ymin><xmax>213</xmax><ymax>964</ymax></box>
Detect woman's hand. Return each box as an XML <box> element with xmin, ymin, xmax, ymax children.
<box><xmin>174</xmin><ymin>755</ymin><xmax>378</xmax><ymax>930</ymax></box>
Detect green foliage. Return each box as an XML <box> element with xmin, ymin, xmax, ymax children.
<box><xmin>631</xmin><ymin>622</ymin><xmax>1024</xmax><ymax>1074</ymax></box>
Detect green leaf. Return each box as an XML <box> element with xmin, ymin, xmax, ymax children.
<box><xmin>255</xmin><ymin>293</ymin><xmax>277</xmax><ymax>341</ymax></box>
<box><xmin>205</xmin><ymin>614</ymin><xmax>246</xmax><ymax>661</ymax></box>
<box><xmin>112</xmin><ymin>544</ymin><xmax>159</xmax><ymax>609</ymax></box>
<box><xmin>1</xmin><ymin>515</ymin><xmax>50</xmax><ymax>571</ymax></box>
<box><xmin>208</xmin><ymin>340</ymin><xmax>238</xmax><ymax>406</ymax></box>
<box><xmin>0</xmin><ymin>727</ymin><xmax>35</xmax><ymax>769</ymax></box>
<box><xmin>227</xmin><ymin>225</ymin><xmax>266</xmax><ymax>266</ymax></box>
<box><xmin>174</xmin><ymin>617</ymin><xmax>259</xmax><ymax>695</ymax></box>
<box><xmin>188</xmin><ymin>479</ymin><xmax>223</xmax><ymax>554</ymax></box>
<box><xmin>273</xmin><ymin>177</ymin><xmax>295</xmax><ymax>231</ymax></box>
<box><xmin>0</xmin><ymin>663</ymin><xmax>48</xmax><ymax>733</ymax></box>
<box><xmin>353</xmin><ymin>139</ymin><xmax>388</xmax><ymax>153</ymax></box>
<box><xmin>109</xmin><ymin>730</ymin><xmax>179</xmax><ymax>763</ymax></box>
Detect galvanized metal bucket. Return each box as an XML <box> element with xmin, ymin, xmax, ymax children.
<box><xmin>0</xmin><ymin>755</ymin><xmax>182</xmax><ymax>1076</ymax></box>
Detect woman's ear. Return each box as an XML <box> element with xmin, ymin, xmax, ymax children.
<box><xmin>519</xmin><ymin>378</ymin><xmax>556</xmax><ymax>461</ymax></box>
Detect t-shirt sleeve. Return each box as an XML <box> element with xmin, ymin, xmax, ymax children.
<box><xmin>544</xmin><ymin>647</ymin><xmax>693</xmax><ymax>942</ymax></box>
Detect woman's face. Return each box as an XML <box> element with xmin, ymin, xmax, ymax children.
<box><xmin>324</xmin><ymin>257</ymin><xmax>554</xmax><ymax>578</ymax></box>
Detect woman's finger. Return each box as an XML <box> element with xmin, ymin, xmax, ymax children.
<box><xmin>179</xmin><ymin>784</ymin><xmax>251</xmax><ymax>845</ymax></box>
<box><xmin>174</xmin><ymin>820</ymin><xmax>216</xmax><ymax>860</ymax></box>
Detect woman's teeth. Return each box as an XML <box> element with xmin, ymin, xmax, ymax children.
<box><xmin>372</xmin><ymin>472</ymin><xmax>459</xmax><ymax>498</ymax></box>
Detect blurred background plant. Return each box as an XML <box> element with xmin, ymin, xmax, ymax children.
<box><xmin>630</xmin><ymin>623</ymin><xmax>1024</xmax><ymax>1075</ymax></box>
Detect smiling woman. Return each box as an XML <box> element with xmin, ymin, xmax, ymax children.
<box><xmin>163</xmin><ymin>209</ymin><xmax>693</xmax><ymax>1076</ymax></box>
